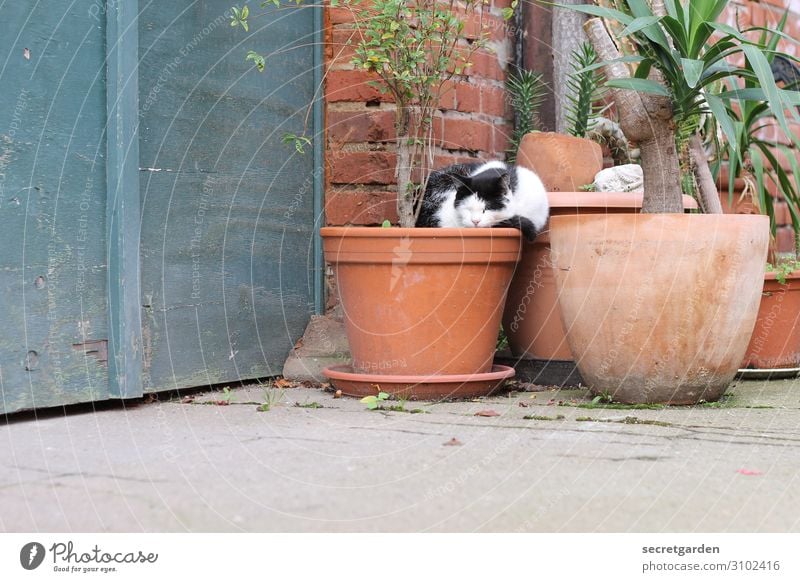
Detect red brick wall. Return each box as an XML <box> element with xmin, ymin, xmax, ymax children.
<box><xmin>323</xmin><ymin>2</ymin><xmax>516</xmax><ymax>226</ymax></box>
<box><xmin>722</xmin><ymin>0</ymin><xmax>800</xmax><ymax>253</ymax></box>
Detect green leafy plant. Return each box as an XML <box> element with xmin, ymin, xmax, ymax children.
<box><xmin>233</xmin><ymin>0</ymin><xmax>486</xmax><ymax>227</ymax></box>
<box><xmin>501</xmin><ymin>0</ymin><xmax>519</xmax><ymax>21</ymax></box>
<box><xmin>384</xmin><ymin>395</ymin><xmax>427</xmax><ymax>413</ymax></box>
<box><xmin>245</xmin><ymin>50</ymin><xmax>264</xmax><ymax>72</ymax></box>
<box><xmin>281</xmin><ymin>132</ymin><xmax>312</xmax><ymax>155</ymax></box>
<box><xmin>767</xmin><ymin>259</ymin><xmax>800</xmax><ymax>285</ymax></box>
<box><xmin>568</xmin><ymin>0</ymin><xmax>800</xmax><ymax>213</ymax></box>
<box><xmin>591</xmin><ymin>0</ymin><xmax>797</xmax><ymax>142</ymax></box>
<box><xmin>591</xmin><ymin>391</ymin><xmax>613</xmax><ymax>405</ymax></box>
<box><xmin>565</xmin><ymin>42</ymin><xmax>606</xmax><ymax>138</ymax></box>
<box><xmin>230</xmin><ymin>5</ymin><xmax>250</xmax><ymax>31</ymax></box>
<box><xmin>221</xmin><ymin>386</ymin><xmax>234</xmax><ymax>404</ymax></box>
<box><xmin>506</xmin><ymin>69</ymin><xmax>546</xmax><ymax>162</ymax></box>
<box><xmin>496</xmin><ymin>326</ymin><xmax>509</xmax><ymax>351</ymax></box>
<box><xmin>360</xmin><ymin>391</ymin><xmax>389</xmax><ymax>410</ymax></box>
<box><xmin>713</xmin><ymin>12</ymin><xmax>800</xmax><ymax>254</ymax></box>
<box><xmin>256</xmin><ymin>381</ymin><xmax>285</xmax><ymax>412</ymax></box>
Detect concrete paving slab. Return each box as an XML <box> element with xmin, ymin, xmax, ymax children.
<box><xmin>1</xmin><ymin>380</ymin><xmax>799</xmax><ymax>532</ymax></box>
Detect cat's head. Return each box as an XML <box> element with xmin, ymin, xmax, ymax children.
<box><xmin>453</xmin><ymin>168</ymin><xmax>512</xmax><ymax>227</ymax></box>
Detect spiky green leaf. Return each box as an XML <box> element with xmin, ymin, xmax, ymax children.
<box><xmin>605</xmin><ymin>78</ymin><xmax>671</xmax><ymax>96</ymax></box>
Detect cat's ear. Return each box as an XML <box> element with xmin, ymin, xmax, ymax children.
<box><xmin>456</xmin><ymin>175</ymin><xmax>473</xmax><ymax>190</ymax></box>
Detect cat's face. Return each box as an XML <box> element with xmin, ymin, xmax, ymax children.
<box><xmin>453</xmin><ymin>171</ymin><xmax>511</xmax><ymax>227</ymax></box>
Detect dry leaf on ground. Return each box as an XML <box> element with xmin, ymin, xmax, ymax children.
<box><xmin>474</xmin><ymin>409</ymin><xmax>500</xmax><ymax>417</ymax></box>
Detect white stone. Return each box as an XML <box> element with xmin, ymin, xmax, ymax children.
<box><xmin>593</xmin><ymin>164</ymin><xmax>644</xmax><ymax>193</ymax></box>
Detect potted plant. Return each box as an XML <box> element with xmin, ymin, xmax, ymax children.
<box><xmin>548</xmin><ymin>0</ymin><xmax>798</xmax><ymax>404</ymax></box>
<box><xmin>742</xmin><ymin>261</ymin><xmax>800</xmax><ymax>374</ymax></box>
<box><xmin>711</xmin><ymin>16</ymin><xmax>800</xmax><ymax>374</ymax></box>
<box><xmin>500</xmin><ymin>43</ymin><xmax>698</xmax><ymax>384</ymax></box>
<box><xmin>513</xmin><ymin>43</ymin><xmax>606</xmax><ymax>192</ymax></box>
<box><xmin>237</xmin><ymin>0</ymin><xmax>520</xmax><ymax>399</ymax></box>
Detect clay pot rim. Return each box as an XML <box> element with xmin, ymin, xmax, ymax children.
<box><xmin>547</xmin><ymin>191</ymin><xmax>698</xmax><ymax>210</ymax></box>
<box><xmin>521</xmin><ymin>131</ymin><xmax>595</xmax><ymax>143</ymax></box>
<box><xmin>550</xmin><ymin>212</ymin><xmax>768</xmax><ymax>224</ymax></box>
<box><xmin>764</xmin><ymin>270</ymin><xmax>800</xmax><ymax>282</ymax></box>
<box><xmin>320</xmin><ymin>226</ymin><xmax>522</xmax><ymax>239</ymax></box>
<box><xmin>323</xmin><ymin>364</ymin><xmax>515</xmax><ymax>384</ymax></box>
<box><xmin>321</xmin><ymin>226</ymin><xmax>522</xmax><ymax>263</ymax></box>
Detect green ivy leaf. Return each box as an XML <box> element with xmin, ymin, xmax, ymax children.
<box><xmin>246</xmin><ymin>50</ymin><xmax>265</xmax><ymax>72</ymax></box>
<box><xmin>360</xmin><ymin>395</ymin><xmax>379</xmax><ymax>409</ymax></box>
<box><xmin>281</xmin><ymin>133</ymin><xmax>312</xmax><ymax>154</ymax></box>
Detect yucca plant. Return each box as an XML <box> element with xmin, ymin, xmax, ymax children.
<box><xmin>564</xmin><ymin>42</ymin><xmax>606</xmax><ymax>139</ymax></box>
<box><xmin>506</xmin><ymin>69</ymin><xmax>546</xmax><ymax>162</ymax></box>
<box><xmin>569</xmin><ymin>0</ymin><xmax>800</xmax><ymax>213</ymax></box>
<box><xmin>720</xmin><ymin>98</ymin><xmax>800</xmax><ymax>254</ymax></box>
<box><xmin>714</xmin><ymin>12</ymin><xmax>800</xmax><ymax>255</ymax></box>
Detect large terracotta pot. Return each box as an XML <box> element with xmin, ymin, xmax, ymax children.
<box><xmin>516</xmin><ymin>132</ymin><xmax>603</xmax><ymax>192</ymax></box>
<box><xmin>320</xmin><ymin>227</ymin><xmax>521</xmax><ymax>377</ymax></box>
<box><xmin>503</xmin><ymin>192</ymin><xmax>698</xmax><ymax>362</ymax></box>
<box><xmin>550</xmin><ymin>214</ymin><xmax>769</xmax><ymax>404</ymax></box>
<box><xmin>742</xmin><ymin>271</ymin><xmax>800</xmax><ymax>369</ymax></box>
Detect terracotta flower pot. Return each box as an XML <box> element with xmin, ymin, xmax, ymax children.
<box><xmin>742</xmin><ymin>271</ymin><xmax>800</xmax><ymax>370</ymax></box>
<box><xmin>550</xmin><ymin>214</ymin><xmax>768</xmax><ymax>404</ymax></box>
<box><xmin>320</xmin><ymin>227</ymin><xmax>521</xmax><ymax>380</ymax></box>
<box><xmin>503</xmin><ymin>192</ymin><xmax>699</xmax><ymax>363</ymax></box>
<box><xmin>516</xmin><ymin>132</ymin><xmax>603</xmax><ymax>192</ymax></box>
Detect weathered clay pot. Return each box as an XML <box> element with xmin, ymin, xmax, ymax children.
<box><xmin>503</xmin><ymin>193</ymin><xmax>699</xmax><ymax>362</ymax></box>
<box><xmin>550</xmin><ymin>214</ymin><xmax>769</xmax><ymax>404</ymax></box>
<box><xmin>742</xmin><ymin>271</ymin><xmax>800</xmax><ymax>369</ymax></box>
<box><xmin>320</xmin><ymin>227</ymin><xmax>521</xmax><ymax>377</ymax></box>
<box><xmin>516</xmin><ymin>132</ymin><xmax>603</xmax><ymax>192</ymax></box>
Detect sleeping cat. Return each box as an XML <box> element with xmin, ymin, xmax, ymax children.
<box><xmin>416</xmin><ymin>161</ymin><xmax>549</xmax><ymax>241</ymax></box>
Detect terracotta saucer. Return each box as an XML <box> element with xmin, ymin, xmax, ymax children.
<box><xmin>737</xmin><ymin>367</ymin><xmax>800</xmax><ymax>380</ymax></box>
<box><xmin>323</xmin><ymin>364</ymin><xmax>515</xmax><ymax>400</ymax></box>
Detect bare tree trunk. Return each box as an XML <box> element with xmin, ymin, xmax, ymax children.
<box><xmin>638</xmin><ymin>126</ymin><xmax>684</xmax><ymax>213</ymax></box>
<box><xmin>649</xmin><ymin>0</ymin><xmax>719</xmax><ymax>213</ymax></box>
<box><xmin>395</xmin><ymin>106</ymin><xmax>415</xmax><ymax>227</ymax></box>
<box><xmin>583</xmin><ymin>17</ymin><xmax>683</xmax><ymax>213</ymax></box>
<box><xmin>553</xmin><ymin>0</ymin><xmax>587</xmax><ymax>134</ymax></box>
<box><xmin>396</xmin><ymin>142</ymin><xmax>414</xmax><ymax>227</ymax></box>
<box><xmin>650</xmin><ymin>0</ymin><xmax>667</xmax><ymax>17</ymax></box>
<box><xmin>689</xmin><ymin>134</ymin><xmax>723</xmax><ymax>214</ymax></box>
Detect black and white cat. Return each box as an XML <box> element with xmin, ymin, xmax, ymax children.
<box><xmin>416</xmin><ymin>161</ymin><xmax>549</xmax><ymax>241</ymax></box>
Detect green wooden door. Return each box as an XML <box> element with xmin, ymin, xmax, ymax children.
<box><xmin>137</xmin><ymin>1</ymin><xmax>321</xmax><ymax>392</ymax></box>
<box><xmin>0</xmin><ymin>2</ymin><xmax>111</xmax><ymax>412</ymax></box>
<box><xmin>0</xmin><ymin>1</ymin><xmax>321</xmax><ymax>413</ymax></box>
